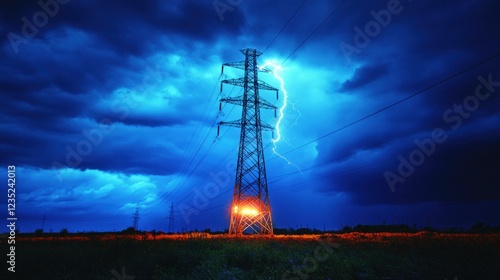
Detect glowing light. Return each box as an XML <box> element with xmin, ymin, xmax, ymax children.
<box><xmin>233</xmin><ymin>205</ymin><xmax>259</xmax><ymax>216</ymax></box>
<box><xmin>260</xmin><ymin>61</ymin><xmax>302</xmax><ymax>172</ymax></box>
<box><xmin>241</xmin><ymin>207</ymin><xmax>259</xmax><ymax>216</ymax></box>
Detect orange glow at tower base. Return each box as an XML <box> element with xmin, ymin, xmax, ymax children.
<box><xmin>233</xmin><ymin>205</ymin><xmax>259</xmax><ymax>217</ymax></box>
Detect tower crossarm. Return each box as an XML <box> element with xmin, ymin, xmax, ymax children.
<box><xmin>218</xmin><ymin>120</ymin><xmax>242</xmax><ymax>128</ymax></box>
<box><xmin>218</xmin><ymin>120</ymin><xmax>274</xmax><ymax>131</ymax></box>
<box><xmin>259</xmin><ymin>122</ymin><xmax>274</xmax><ymax>131</ymax></box>
<box><xmin>220</xmin><ymin>96</ymin><xmax>276</xmax><ymax>110</ymax></box>
<box><xmin>257</xmin><ymin>80</ymin><xmax>279</xmax><ymax>92</ymax></box>
<box><xmin>220</xmin><ymin>96</ymin><xmax>244</xmax><ymax>106</ymax></box>
<box><xmin>221</xmin><ymin>78</ymin><xmax>279</xmax><ymax>92</ymax></box>
<box><xmin>258</xmin><ymin>98</ymin><xmax>277</xmax><ymax>110</ymax></box>
<box><xmin>222</xmin><ymin>61</ymin><xmax>246</xmax><ymax>71</ymax></box>
<box><xmin>222</xmin><ymin>60</ymin><xmax>272</xmax><ymax>73</ymax></box>
<box><xmin>221</xmin><ymin>77</ymin><xmax>245</xmax><ymax>87</ymax></box>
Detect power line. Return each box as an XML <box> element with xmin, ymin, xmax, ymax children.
<box><xmin>161</xmin><ymin>0</ymin><xmax>346</xmax><ymax>215</ymax></box>
<box><xmin>163</xmin><ymin>140</ymin><xmax>274</xmax><ymax>216</ymax></box>
<box><xmin>159</xmin><ymin>121</ymin><xmax>500</xmax><ymax>219</ymax></box>
<box><xmin>173</xmin><ymin>75</ymin><xmax>222</xmax><ymax>171</ymax></box>
<box><xmin>270</xmin><ymin>125</ymin><xmax>500</xmax><ymax>192</ymax></box>
<box><xmin>158</xmin><ymin>90</ymin><xmax>242</xmax><ymax>206</ymax></box>
<box><xmin>171</xmin><ymin>138</ymin><xmax>238</xmax><ymax>207</ymax></box>
<box><xmin>269</xmin><ymin>50</ymin><xmax>500</xmax><ymax>160</ymax></box>
<box><xmin>141</xmin><ymin>116</ymin><xmax>242</xmax><ymax>216</ymax></box>
<box><xmin>159</xmin><ymin>122</ymin><xmax>500</xmax><ymax>220</ymax></box>
<box><xmin>282</xmin><ymin>0</ymin><xmax>349</xmax><ymax>64</ymax></box>
<box><xmin>267</xmin><ymin>98</ymin><xmax>500</xmax><ymax>183</ymax></box>
<box><xmin>151</xmin><ymin>80</ymin><xmax>239</xmax><ymax>209</ymax></box>
<box><xmin>263</xmin><ymin>0</ymin><xmax>309</xmax><ymax>53</ymax></box>
<box><xmin>157</xmin><ymin>75</ymin><xmax>223</xmax><ymax>201</ymax></box>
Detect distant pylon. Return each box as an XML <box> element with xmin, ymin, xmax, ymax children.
<box><xmin>168</xmin><ymin>202</ymin><xmax>175</xmax><ymax>233</ymax></box>
<box><xmin>41</xmin><ymin>215</ymin><xmax>46</xmax><ymax>231</ymax></box>
<box><xmin>132</xmin><ymin>204</ymin><xmax>140</xmax><ymax>230</ymax></box>
<box><xmin>218</xmin><ymin>48</ymin><xmax>278</xmax><ymax>235</ymax></box>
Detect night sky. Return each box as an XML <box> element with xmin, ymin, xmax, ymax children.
<box><xmin>1</xmin><ymin>0</ymin><xmax>499</xmax><ymax>233</ymax></box>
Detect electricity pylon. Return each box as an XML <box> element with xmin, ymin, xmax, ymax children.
<box><xmin>168</xmin><ymin>202</ymin><xmax>175</xmax><ymax>233</ymax></box>
<box><xmin>41</xmin><ymin>215</ymin><xmax>46</xmax><ymax>231</ymax></box>
<box><xmin>131</xmin><ymin>204</ymin><xmax>140</xmax><ymax>230</ymax></box>
<box><xmin>218</xmin><ymin>48</ymin><xmax>278</xmax><ymax>235</ymax></box>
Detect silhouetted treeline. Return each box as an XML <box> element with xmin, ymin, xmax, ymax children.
<box><xmin>6</xmin><ymin>222</ymin><xmax>500</xmax><ymax>235</ymax></box>
<box><xmin>273</xmin><ymin>222</ymin><xmax>500</xmax><ymax>235</ymax></box>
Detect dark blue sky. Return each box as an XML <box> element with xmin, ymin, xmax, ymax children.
<box><xmin>1</xmin><ymin>0</ymin><xmax>499</xmax><ymax>232</ymax></box>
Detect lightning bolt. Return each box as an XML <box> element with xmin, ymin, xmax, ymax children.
<box><xmin>260</xmin><ymin>61</ymin><xmax>302</xmax><ymax>172</ymax></box>
<box><xmin>289</xmin><ymin>100</ymin><xmax>301</xmax><ymax>127</ymax></box>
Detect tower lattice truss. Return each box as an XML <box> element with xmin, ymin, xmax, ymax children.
<box><xmin>218</xmin><ymin>48</ymin><xmax>278</xmax><ymax>235</ymax></box>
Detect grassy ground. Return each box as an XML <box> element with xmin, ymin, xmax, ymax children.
<box><xmin>2</xmin><ymin>232</ymin><xmax>499</xmax><ymax>279</ymax></box>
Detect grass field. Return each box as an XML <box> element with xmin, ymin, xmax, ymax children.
<box><xmin>2</xmin><ymin>232</ymin><xmax>500</xmax><ymax>279</ymax></box>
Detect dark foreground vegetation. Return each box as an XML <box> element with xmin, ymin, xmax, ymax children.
<box><xmin>2</xmin><ymin>230</ymin><xmax>499</xmax><ymax>280</ymax></box>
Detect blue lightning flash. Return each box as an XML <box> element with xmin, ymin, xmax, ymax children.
<box><xmin>260</xmin><ymin>61</ymin><xmax>302</xmax><ymax>172</ymax></box>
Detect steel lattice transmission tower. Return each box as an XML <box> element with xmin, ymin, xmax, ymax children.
<box><xmin>168</xmin><ymin>202</ymin><xmax>175</xmax><ymax>233</ymax></box>
<box><xmin>131</xmin><ymin>205</ymin><xmax>140</xmax><ymax>230</ymax></box>
<box><xmin>218</xmin><ymin>48</ymin><xmax>278</xmax><ymax>235</ymax></box>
